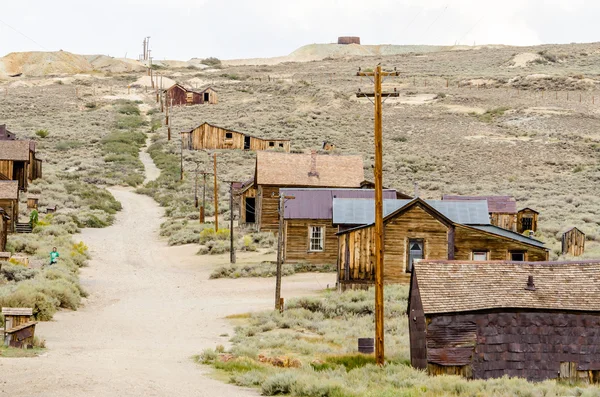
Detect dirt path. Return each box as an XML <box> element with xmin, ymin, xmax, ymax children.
<box><xmin>140</xmin><ymin>136</ymin><xmax>160</xmax><ymax>184</ymax></box>
<box><xmin>0</xmin><ymin>190</ymin><xmax>334</xmax><ymax>395</ymax></box>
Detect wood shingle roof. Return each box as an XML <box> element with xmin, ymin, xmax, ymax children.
<box><xmin>0</xmin><ymin>141</ymin><xmax>30</xmax><ymax>161</ymax></box>
<box><xmin>0</xmin><ymin>181</ymin><xmax>19</xmax><ymax>199</ymax></box>
<box><xmin>413</xmin><ymin>260</ymin><xmax>600</xmax><ymax>314</ymax></box>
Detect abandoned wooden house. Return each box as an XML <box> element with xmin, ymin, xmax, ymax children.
<box><xmin>250</xmin><ymin>151</ymin><xmax>364</xmax><ymax>234</ymax></box>
<box><xmin>164</xmin><ymin>84</ymin><xmax>217</xmax><ymax>106</ymax></box>
<box><xmin>280</xmin><ymin>188</ymin><xmax>397</xmax><ymax>264</ymax></box>
<box><xmin>2</xmin><ymin>307</ymin><xmax>37</xmax><ymax>348</ymax></box>
<box><xmin>0</xmin><ymin>140</ymin><xmax>42</xmax><ymax>191</ymax></box>
<box><xmin>517</xmin><ymin>207</ymin><xmax>539</xmax><ymax>233</ymax></box>
<box><xmin>443</xmin><ymin>195</ymin><xmax>518</xmax><ymax>231</ymax></box>
<box><xmin>181</xmin><ymin>122</ymin><xmax>291</xmax><ymax>152</ymax></box>
<box><xmin>0</xmin><ymin>124</ymin><xmax>16</xmax><ymax>140</ymax></box>
<box><xmin>336</xmin><ymin>198</ymin><xmax>549</xmax><ymax>288</ymax></box>
<box><xmin>408</xmin><ymin>260</ymin><xmax>600</xmax><ymax>382</ymax></box>
<box><xmin>0</xmin><ymin>181</ymin><xmax>19</xmax><ymax>232</ymax></box>
<box><xmin>0</xmin><ymin>208</ymin><xmax>9</xmax><ymax>251</ymax></box>
<box><xmin>562</xmin><ymin>227</ymin><xmax>585</xmax><ymax>256</ymax></box>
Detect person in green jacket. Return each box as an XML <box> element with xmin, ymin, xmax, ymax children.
<box><xmin>49</xmin><ymin>247</ymin><xmax>59</xmax><ymax>266</ymax></box>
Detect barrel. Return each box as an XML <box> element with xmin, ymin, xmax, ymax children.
<box><xmin>358</xmin><ymin>337</ymin><xmax>374</xmax><ymax>354</ymax></box>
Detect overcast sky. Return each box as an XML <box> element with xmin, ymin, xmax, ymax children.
<box><xmin>1</xmin><ymin>0</ymin><xmax>598</xmax><ymax>60</ymax></box>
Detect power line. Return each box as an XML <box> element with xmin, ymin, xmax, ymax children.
<box><xmin>0</xmin><ymin>18</ymin><xmax>48</xmax><ymax>51</ymax></box>
<box><xmin>423</xmin><ymin>4</ymin><xmax>449</xmax><ymax>36</ymax></box>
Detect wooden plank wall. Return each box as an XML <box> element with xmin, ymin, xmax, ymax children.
<box><xmin>490</xmin><ymin>213</ymin><xmax>516</xmax><ymax>231</ymax></box>
<box><xmin>0</xmin><ymin>214</ymin><xmax>7</xmax><ymax>251</ymax></box>
<box><xmin>0</xmin><ymin>199</ymin><xmax>17</xmax><ymax>232</ymax></box>
<box><xmin>562</xmin><ymin>229</ymin><xmax>585</xmax><ymax>256</ymax></box>
<box><xmin>239</xmin><ymin>187</ymin><xmax>256</xmax><ymax>225</ymax></box>
<box><xmin>284</xmin><ymin>219</ymin><xmax>337</xmax><ymax>264</ymax></box>
<box><xmin>205</xmin><ymin>89</ymin><xmax>218</xmax><ymax>104</ymax></box>
<box><xmin>409</xmin><ymin>275</ymin><xmax>428</xmax><ymax>369</ymax></box>
<box><xmin>186</xmin><ymin>124</ymin><xmax>290</xmax><ymax>152</ymax></box>
<box><xmin>167</xmin><ymin>86</ymin><xmax>188</xmax><ymax>106</ymax></box>
<box><xmin>0</xmin><ymin>160</ymin><xmax>13</xmax><ymax>179</ymax></box>
<box><xmin>517</xmin><ymin>210</ymin><xmax>538</xmax><ymax>233</ymax></box>
<box><xmin>257</xmin><ymin>185</ymin><xmax>280</xmax><ymax>234</ymax></box>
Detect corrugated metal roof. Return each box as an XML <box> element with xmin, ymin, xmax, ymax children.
<box><xmin>333</xmin><ymin>199</ymin><xmax>490</xmax><ymax>225</ymax></box>
<box><xmin>469</xmin><ymin>225</ymin><xmax>546</xmax><ymax>248</ymax></box>
<box><xmin>442</xmin><ymin>195</ymin><xmax>517</xmax><ymax>214</ymax></box>
<box><xmin>282</xmin><ymin>189</ymin><xmax>397</xmax><ymax>219</ymax></box>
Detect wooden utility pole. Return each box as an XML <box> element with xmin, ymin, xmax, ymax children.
<box><xmin>227</xmin><ymin>182</ymin><xmax>236</xmax><ymax>264</ymax></box>
<box><xmin>356</xmin><ymin>65</ymin><xmax>399</xmax><ymax>366</ymax></box>
<box><xmin>180</xmin><ymin>134</ymin><xmax>184</xmax><ymax>181</ymax></box>
<box><xmin>213</xmin><ymin>153</ymin><xmax>219</xmax><ymax>232</ymax></box>
<box><xmin>274</xmin><ymin>193</ymin><xmax>295</xmax><ymax>310</ymax></box>
<box><xmin>201</xmin><ymin>172</ymin><xmax>208</xmax><ymax>223</ymax></box>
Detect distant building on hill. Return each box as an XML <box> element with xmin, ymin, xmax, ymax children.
<box><xmin>181</xmin><ymin>122</ymin><xmax>291</xmax><ymax>152</ymax></box>
<box><xmin>164</xmin><ymin>84</ymin><xmax>217</xmax><ymax>106</ymax></box>
<box><xmin>0</xmin><ymin>125</ymin><xmax>16</xmax><ymax>140</ymax></box>
<box><xmin>338</xmin><ymin>36</ymin><xmax>361</xmax><ymax>45</ymax></box>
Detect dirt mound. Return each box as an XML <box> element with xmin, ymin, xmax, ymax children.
<box><xmin>133</xmin><ymin>75</ymin><xmax>176</xmax><ymax>89</ymax></box>
<box><xmin>509</xmin><ymin>52</ymin><xmax>543</xmax><ymax>68</ymax></box>
<box><xmin>85</xmin><ymin>55</ymin><xmax>145</xmax><ymax>73</ymax></box>
<box><xmin>0</xmin><ymin>51</ymin><xmax>93</xmax><ymax>77</ymax></box>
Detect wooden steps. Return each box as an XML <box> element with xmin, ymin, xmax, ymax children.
<box><xmin>15</xmin><ymin>223</ymin><xmax>32</xmax><ymax>233</ymax></box>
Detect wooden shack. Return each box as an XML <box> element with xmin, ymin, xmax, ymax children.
<box><xmin>562</xmin><ymin>227</ymin><xmax>585</xmax><ymax>256</ymax></box>
<box><xmin>254</xmin><ymin>151</ymin><xmax>364</xmax><ymax>234</ymax></box>
<box><xmin>280</xmin><ymin>188</ymin><xmax>397</xmax><ymax>265</ymax></box>
<box><xmin>0</xmin><ymin>181</ymin><xmax>19</xmax><ymax>232</ymax></box>
<box><xmin>237</xmin><ymin>179</ymin><xmax>257</xmax><ymax>226</ymax></box>
<box><xmin>0</xmin><ymin>125</ymin><xmax>16</xmax><ymax>140</ymax></box>
<box><xmin>181</xmin><ymin>123</ymin><xmax>291</xmax><ymax>152</ymax></box>
<box><xmin>199</xmin><ymin>87</ymin><xmax>218</xmax><ymax>104</ymax></box>
<box><xmin>517</xmin><ymin>207</ymin><xmax>539</xmax><ymax>233</ymax></box>
<box><xmin>443</xmin><ymin>195</ymin><xmax>517</xmax><ymax>231</ymax></box>
<box><xmin>409</xmin><ymin>260</ymin><xmax>600</xmax><ymax>382</ymax></box>
<box><xmin>2</xmin><ymin>307</ymin><xmax>37</xmax><ymax>348</ymax></box>
<box><xmin>0</xmin><ymin>140</ymin><xmax>42</xmax><ymax>191</ymax></box>
<box><xmin>164</xmin><ymin>84</ymin><xmax>217</xmax><ymax>106</ymax></box>
<box><xmin>337</xmin><ymin>198</ymin><xmax>548</xmax><ymax>288</ymax></box>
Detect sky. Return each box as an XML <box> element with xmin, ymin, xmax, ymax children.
<box><xmin>0</xmin><ymin>0</ymin><xmax>598</xmax><ymax>61</ymax></box>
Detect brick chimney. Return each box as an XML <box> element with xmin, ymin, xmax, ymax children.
<box><xmin>307</xmin><ymin>150</ymin><xmax>319</xmax><ymax>178</ymax></box>
<box><xmin>525</xmin><ymin>275</ymin><xmax>536</xmax><ymax>291</ymax></box>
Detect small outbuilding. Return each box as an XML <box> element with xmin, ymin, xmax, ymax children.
<box><xmin>164</xmin><ymin>84</ymin><xmax>217</xmax><ymax>106</ymax></box>
<box><xmin>0</xmin><ymin>125</ymin><xmax>16</xmax><ymax>140</ymax></box>
<box><xmin>181</xmin><ymin>122</ymin><xmax>291</xmax><ymax>152</ymax></box>
<box><xmin>562</xmin><ymin>227</ymin><xmax>585</xmax><ymax>256</ymax></box>
<box><xmin>0</xmin><ymin>208</ymin><xmax>9</xmax><ymax>251</ymax></box>
<box><xmin>0</xmin><ymin>140</ymin><xmax>42</xmax><ymax>191</ymax></box>
<box><xmin>517</xmin><ymin>207</ymin><xmax>539</xmax><ymax>233</ymax></box>
<box><xmin>0</xmin><ymin>181</ymin><xmax>19</xmax><ymax>232</ymax></box>
<box><xmin>443</xmin><ymin>195</ymin><xmax>518</xmax><ymax>231</ymax></box>
<box><xmin>409</xmin><ymin>260</ymin><xmax>600</xmax><ymax>382</ymax></box>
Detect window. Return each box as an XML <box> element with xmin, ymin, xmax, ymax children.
<box><xmin>510</xmin><ymin>252</ymin><xmax>525</xmax><ymax>261</ymax></box>
<box><xmin>269</xmin><ymin>142</ymin><xmax>275</xmax><ymax>147</ymax></box>
<box><xmin>407</xmin><ymin>239</ymin><xmax>424</xmax><ymax>272</ymax></box>
<box><xmin>472</xmin><ymin>251</ymin><xmax>488</xmax><ymax>261</ymax></box>
<box><xmin>309</xmin><ymin>226</ymin><xmax>324</xmax><ymax>252</ymax></box>
<box><xmin>521</xmin><ymin>217</ymin><xmax>533</xmax><ymax>231</ymax></box>
<box><xmin>225</xmin><ymin>132</ymin><xmax>233</xmax><ymax>139</ymax></box>
<box><xmin>279</xmin><ymin>143</ymin><xmax>284</xmax><ymax>148</ymax></box>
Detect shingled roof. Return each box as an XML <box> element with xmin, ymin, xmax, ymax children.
<box><xmin>442</xmin><ymin>195</ymin><xmax>517</xmax><ymax>214</ymax></box>
<box><xmin>0</xmin><ymin>141</ymin><xmax>30</xmax><ymax>161</ymax></box>
<box><xmin>413</xmin><ymin>261</ymin><xmax>600</xmax><ymax>314</ymax></box>
<box><xmin>0</xmin><ymin>181</ymin><xmax>19</xmax><ymax>199</ymax></box>
<box><xmin>255</xmin><ymin>152</ymin><xmax>363</xmax><ymax>188</ymax></box>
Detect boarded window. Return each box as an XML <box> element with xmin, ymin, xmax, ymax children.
<box><xmin>510</xmin><ymin>251</ymin><xmax>525</xmax><ymax>261</ymax></box>
<box><xmin>309</xmin><ymin>226</ymin><xmax>324</xmax><ymax>252</ymax></box>
<box><xmin>225</xmin><ymin>132</ymin><xmax>233</xmax><ymax>139</ymax></box>
<box><xmin>472</xmin><ymin>251</ymin><xmax>488</xmax><ymax>261</ymax></box>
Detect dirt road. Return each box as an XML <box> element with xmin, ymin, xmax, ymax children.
<box><xmin>0</xmin><ymin>187</ymin><xmax>334</xmax><ymax>396</ymax></box>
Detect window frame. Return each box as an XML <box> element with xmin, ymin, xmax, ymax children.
<box><xmin>308</xmin><ymin>225</ymin><xmax>325</xmax><ymax>252</ymax></box>
<box><xmin>509</xmin><ymin>251</ymin><xmax>526</xmax><ymax>261</ymax></box>
<box><xmin>406</xmin><ymin>238</ymin><xmax>425</xmax><ymax>273</ymax></box>
<box><xmin>472</xmin><ymin>250</ymin><xmax>489</xmax><ymax>261</ymax></box>
<box><xmin>225</xmin><ymin>132</ymin><xmax>233</xmax><ymax>140</ymax></box>
<box><xmin>269</xmin><ymin>141</ymin><xmax>275</xmax><ymax>147</ymax></box>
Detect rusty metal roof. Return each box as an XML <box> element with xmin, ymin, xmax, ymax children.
<box><xmin>442</xmin><ymin>195</ymin><xmax>517</xmax><ymax>213</ymax></box>
<box><xmin>281</xmin><ymin>188</ymin><xmax>397</xmax><ymax>219</ymax></box>
<box><xmin>413</xmin><ymin>260</ymin><xmax>600</xmax><ymax>314</ymax></box>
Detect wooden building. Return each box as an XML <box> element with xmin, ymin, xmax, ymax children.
<box><xmin>562</xmin><ymin>227</ymin><xmax>585</xmax><ymax>256</ymax></box>
<box><xmin>164</xmin><ymin>84</ymin><xmax>217</xmax><ymax>106</ymax></box>
<box><xmin>517</xmin><ymin>207</ymin><xmax>539</xmax><ymax>233</ymax></box>
<box><xmin>237</xmin><ymin>178</ymin><xmax>257</xmax><ymax>225</ymax></box>
<box><xmin>0</xmin><ymin>140</ymin><xmax>42</xmax><ymax>191</ymax></box>
<box><xmin>253</xmin><ymin>151</ymin><xmax>364</xmax><ymax>234</ymax></box>
<box><xmin>0</xmin><ymin>125</ymin><xmax>16</xmax><ymax>140</ymax></box>
<box><xmin>336</xmin><ymin>198</ymin><xmax>548</xmax><ymax>288</ymax></box>
<box><xmin>409</xmin><ymin>260</ymin><xmax>600</xmax><ymax>382</ymax></box>
<box><xmin>280</xmin><ymin>188</ymin><xmax>397</xmax><ymax>264</ymax></box>
<box><xmin>443</xmin><ymin>195</ymin><xmax>518</xmax><ymax>231</ymax></box>
<box><xmin>0</xmin><ymin>181</ymin><xmax>19</xmax><ymax>232</ymax></box>
<box><xmin>181</xmin><ymin>123</ymin><xmax>291</xmax><ymax>152</ymax></box>
<box><xmin>0</xmin><ymin>208</ymin><xmax>9</xmax><ymax>251</ymax></box>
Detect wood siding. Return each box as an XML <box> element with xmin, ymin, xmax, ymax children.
<box><xmin>408</xmin><ymin>274</ymin><xmax>427</xmax><ymax>369</ymax></box>
<box><xmin>203</xmin><ymin>88</ymin><xmax>218</xmax><ymax>104</ymax></box>
<box><xmin>517</xmin><ymin>209</ymin><xmax>538</xmax><ymax>233</ymax></box>
<box><xmin>284</xmin><ymin>219</ymin><xmax>337</xmax><ymax>264</ymax></box>
<box><xmin>239</xmin><ymin>186</ymin><xmax>256</xmax><ymax>226</ymax></box>
<box><xmin>166</xmin><ymin>85</ymin><xmax>202</xmax><ymax>106</ymax></box>
<box><xmin>0</xmin><ymin>161</ymin><xmax>27</xmax><ymax>191</ymax></box>
<box><xmin>423</xmin><ymin>310</ymin><xmax>600</xmax><ymax>382</ymax></box>
<box><xmin>0</xmin><ymin>199</ymin><xmax>18</xmax><ymax>232</ymax></box>
<box><xmin>454</xmin><ymin>225</ymin><xmax>549</xmax><ymax>262</ymax></box>
<box><xmin>257</xmin><ymin>186</ymin><xmax>280</xmax><ymax>234</ymax></box>
<box><xmin>490</xmin><ymin>213</ymin><xmax>516</xmax><ymax>231</ymax></box>
<box><xmin>0</xmin><ymin>160</ymin><xmax>13</xmax><ymax>179</ymax></box>
<box><xmin>0</xmin><ymin>214</ymin><xmax>7</xmax><ymax>251</ymax></box>
<box><xmin>562</xmin><ymin>228</ymin><xmax>585</xmax><ymax>256</ymax></box>
<box><xmin>182</xmin><ymin>124</ymin><xmax>290</xmax><ymax>152</ymax></box>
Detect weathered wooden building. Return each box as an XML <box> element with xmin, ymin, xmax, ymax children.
<box><xmin>164</xmin><ymin>84</ymin><xmax>218</xmax><ymax>106</ymax></box>
<box><xmin>181</xmin><ymin>123</ymin><xmax>291</xmax><ymax>152</ymax></box>
<box><xmin>280</xmin><ymin>188</ymin><xmax>397</xmax><ymax>264</ymax></box>
<box><xmin>0</xmin><ymin>125</ymin><xmax>16</xmax><ymax>140</ymax></box>
<box><xmin>409</xmin><ymin>260</ymin><xmax>600</xmax><ymax>382</ymax></box>
<box><xmin>336</xmin><ymin>198</ymin><xmax>549</xmax><ymax>287</ymax></box>
<box><xmin>562</xmin><ymin>227</ymin><xmax>585</xmax><ymax>256</ymax></box>
<box><xmin>0</xmin><ymin>181</ymin><xmax>19</xmax><ymax>232</ymax></box>
<box><xmin>0</xmin><ymin>140</ymin><xmax>42</xmax><ymax>191</ymax></box>
<box><xmin>517</xmin><ymin>207</ymin><xmax>539</xmax><ymax>233</ymax></box>
<box><xmin>253</xmin><ymin>151</ymin><xmax>364</xmax><ymax>234</ymax></box>
<box><xmin>0</xmin><ymin>208</ymin><xmax>9</xmax><ymax>251</ymax></box>
<box><xmin>443</xmin><ymin>195</ymin><xmax>518</xmax><ymax>231</ymax></box>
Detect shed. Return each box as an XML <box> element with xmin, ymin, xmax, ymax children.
<box><xmin>2</xmin><ymin>307</ymin><xmax>37</xmax><ymax>348</ymax></box>
<box><xmin>181</xmin><ymin>122</ymin><xmax>290</xmax><ymax>152</ymax></box>
<box><xmin>443</xmin><ymin>195</ymin><xmax>517</xmax><ymax>231</ymax></box>
<box><xmin>253</xmin><ymin>151</ymin><xmax>364</xmax><ymax>233</ymax></box>
<box><xmin>409</xmin><ymin>260</ymin><xmax>600</xmax><ymax>382</ymax></box>
<box><xmin>0</xmin><ymin>125</ymin><xmax>16</xmax><ymax>140</ymax></box>
<box><xmin>280</xmin><ymin>188</ymin><xmax>397</xmax><ymax>264</ymax></box>
<box><xmin>199</xmin><ymin>86</ymin><xmax>218</xmax><ymax>104</ymax></box>
<box><xmin>0</xmin><ymin>181</ymin><xmax>19</xmax><ymax>232</ymax></box>
<box><xmin>517</xmin><ymin>207</ymin><xmax>539</xmax><ymax>233</ymax></box>
<box><xmin>164</xmin><ymin>84</ymin><xmax>217</xmax><ymax>106</ymax></box>
<box><xmin>336</xmin><ymin>198</ymin><xmax>548</xmax><ymax>288</ymax></box>
<box><xmin>0</xmin><ymin>139</ymin><xmax>42</xmax><ymax>191</ymax></box>
<box><xmin>562</xmin><ymin>227</ymin><xmax>585</xmax><ymax>256</ymax></box>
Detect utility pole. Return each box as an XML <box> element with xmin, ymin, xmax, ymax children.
<box><xmin>201</xmin><ymin>172</ymin><xmax>208</xmax><ymax>223</ymax></box>
<box><xmin>213</xmin><ymin>153</ymin><xmax>219</xmax><ymax>232</ymax></box>
<box><xmin>180</xmin><ymin>133</ymin><xmax>184</xmax><ymax>181</ymax></box>
<box><xmin>225</xmin><ymin>182</ymin><xmax>237</xmax><ymax>264</ymax></box>
<box><xmin>356</xmin><ymin>65</ymin><xmax>399</xmax><ymax>366</ymax></box>
<box><xmin>274</xmin><ymin>193</ymin><xmax>295</xmax><ymax>310</ymax></box>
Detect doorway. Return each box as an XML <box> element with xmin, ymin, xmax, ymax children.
<box><xmin>204</xmin><ymin>92</ymin><xmax>210</xmax><ymax>102</ymax></box>
<box><xmin>407</xmin><ymin>239</ymin><xmax>424</xmax><ymax>272</ymax></box>
<box><xmin>244</xmin><ymin>136</ymin><xmax>251</xmax><ymax>150</ymax></box>
<box><xmin>245</xmin><ymin>197</ymin><xmax>256</xmax><ymax>223</ymax></box>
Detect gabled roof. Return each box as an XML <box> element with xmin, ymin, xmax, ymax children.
<box><xmin>0</xmin><ymin>141</ymin><xmax>30</xmax><ymax>161</ymax></box>
<box><xmin>413</xmin><ymin>261</ymin><xmax>600</xmax><ymax>314</ymax></box>
<box><xmin>199</xmin><ymin>86</ymin><xmax>217</xmax><ymax>93</ymax></box>
<box><xmin>164</xmin><ymin>83</ymin><xmax>201</xmax><ymax>95</ymax></box>
<box><xmin>0</xmin><ymin>125</ymin><xmax>16</xmax><ymax>141</ymax></box>
<box><xmin>562</xmin><ymin>226</ymin><xmax>585</xmax><ymax>235</ymax></box>
<box><xmin>333</xmin><ymin>198</ymin><xmax>489</xmax><ymax>226</ymax></box>
<box><xmin>255</xmin><ymin>152</ymin><xmax>363</xmax><ymax>188</ymax></box>
<box><xmin>443</xmin><ymin>195</ymin><xmax>517</xmax><ymax>214</ymax></box>
<box><xmin>0</xmin><ymin>181</ymin><xmax>19</xmax><ymax>200</ymax></box>
<box><xmin>519</xmin><ymin>207</ymin><xmax>539</xmax><ymax>214</ymax></box>
<box><xmin>281</xmin><ymin>188</ymin><xmax>397</xmax><ymax>220</ymax></box>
